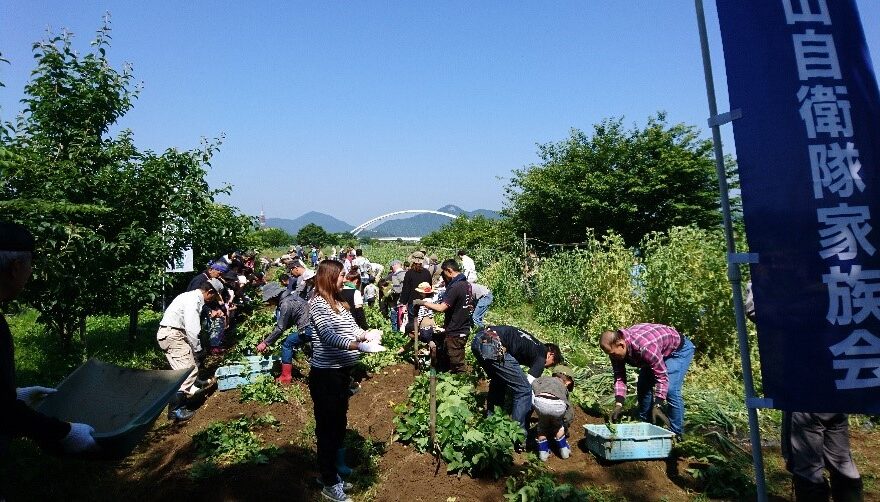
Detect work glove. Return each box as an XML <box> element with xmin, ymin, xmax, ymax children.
<box><xmin>651</xmin><ymin>399</ymin><xmax>672</xmax><ymax>429</ymax></box>
<box><xmin>364</xmin><ymin>329</ymin><xmax>383</xmax><ymax>343</ymax></box>
<box><xmin>357</xmin><ymin>341</ymin><xmax>387</xmax><ymax>353</ymax></box>
<box><xmin>256</xmin><ymin>341</ymin><xmax>268</xmax><ymax>353</ymax></box>
<box><xmin>610</xmin><ymin>403</ymin><xmax>624</xmax><ymax>423</ymax></box>
<box><xmin>16</xmin><ymin>386</ymin><xmax>57</xmax><ymax>407</ymax></box>
<box><xmin>61</xmin><ymin>423</ymin><xmax>99</xmax><ymax>454</ymax></box>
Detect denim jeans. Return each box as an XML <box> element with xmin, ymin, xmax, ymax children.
<box><xmin>636</xmin><ymin>336</ymin><xmax>694</xmax><ymax>435</ymax></box>
<box><xmin>471</xmin><ymin>335</ymin><xmax>533</xmax><ymax>435</ymax></box>
<box><xmin>472</xmin><ymin>293</ymin><xmax>493</xmax><ymax>329</ymax></box>
<box><xmin>280</xmin><ymin>325</ymin><xmax>312</xmax><ymax>364</ymax></box>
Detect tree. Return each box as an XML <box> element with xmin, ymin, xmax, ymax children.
<box><xmin>296</xmin><ymin>223</ymin><xmax>330</xmax><ymax>248</ymax></box>
<box><xmin>0</xmin><ymin>20</ymin><xmax>253</xmax><ymax>347</ymax></box>
<box><xmin>421</xmin><ymin>215</ymin><xmax>514</xmax><ymax>251</ymax></box>
<box><xmin>245</xmin><ymin>227</ymin><xmax>295</xmax><ymax>250</ymax></box>
<box><xmin>504</xmin><ymin>113</ymin><xmax>726</xmax><ymax>247</ymax></box>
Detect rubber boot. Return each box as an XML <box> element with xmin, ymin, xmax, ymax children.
<box><xmin>793</xmin><ymin>474</ymin><xmax>830</xmax><ymax>502</ymax></box>
<box><xmin>167</xmin><ymin>392</ymin><xmax>194</xmax><ymax>422</ymax></box>
<box><xmin>335</xmin><ymin>448</ymin><xmax>353</xmax><ymax>477</ymax></box>
<box><xmin>830</xmin><ymin>471</ymin><xmax>863</xmax><ymax>502</ymax></box>
<box><xmin>276</xmin><ymin>363</ymin><xmax>293</xmax><ymax>385</ymax></box>
<box><xmin>536</xmin><ymin>438</ymin><xmax>550</xmax><ymax>462</ymax></box>
<box><xmin>556</xmin><ymin>435</ymin><xmax>571</xmax><ymax>459</ymax></box>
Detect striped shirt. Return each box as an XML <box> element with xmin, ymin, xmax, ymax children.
<box><xmin>308</xmin><ymin>295</ymin><xmax>364</xmax><ymax>369</ymax></box>
<box><xmin>612</xmin><ymin>323</ymin><xmax>682</xmax><ymax>401</ymax></box>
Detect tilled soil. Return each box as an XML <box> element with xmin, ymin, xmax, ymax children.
<box><xmin>5</xmin><ymin>362</ymin><xmax>876</xmax><ymax>501</ymax></box>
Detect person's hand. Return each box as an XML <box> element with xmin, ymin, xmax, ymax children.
<box><xmin>610</xmin><ymin>403</ymin><xmax>624</xmax><ymax>423</ymax></box>
<box><xmin>61</xmin><ymin>423</ymin><xmax>99</xmax><ymax>453</ymax></box>
<box><xmin>16</xmin><ymin>386</ymin><xmax>57</xmax><ymax>407</ymax></box>
<box><xmin>357</xmin><ymin>341</ymin><xmax>387</xmax><ymax>353</ymax></box>
<box><xmin>256</xmin><ymin>341</ymin><xmax>268</xmax><ymax>353</ymax></box>
<box><xmin>652</xmin><ymin>399</ymin><xmax>671</xmax><ymax>429</ymax></box>
<box><xmin>210</xmin><ymin>309</ymin><xmax>224</xmax><ymax>319</ymax></box>
<box><xmin>364</xmin><ymin>329</ymin><xmax>382</xmax><ymax>343</ymax></box>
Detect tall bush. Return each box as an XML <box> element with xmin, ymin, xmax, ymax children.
<box><xmin>480</xmin><ymin>254</ymin><xmax>528</xmax><ymax>308</ymax></box>
<box><xmin>640</xmin><ymin>226</ymin><xmax>734</xmax><ymax>356</ymax></box>
<box><xmin>533</xmin><ymin>232</ymin><xmax>641</xmax><ymax>336</ymax></box>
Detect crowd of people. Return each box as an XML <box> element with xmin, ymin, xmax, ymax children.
<box><xmin>0</xmin><ymin>224</ymin><xmax>865</xmax><ymax>502</ymax></box>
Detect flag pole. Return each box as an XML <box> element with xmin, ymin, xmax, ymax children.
<box><xmin>693</xmin><ymin>1</ymin><xmax>767</xmax><ymax>500</ymax></box>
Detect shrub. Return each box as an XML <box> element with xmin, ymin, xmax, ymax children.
<box><xmin>534</xmin><ymin>232</ymin><xmax>641</xmax><ymax>335</ymax></box>
<box><xmin>481</xmin><ymin>254</ymin><xmax>528</xmax><ymax>308</ymax></box>
<box><xmin>640</xmin><ymin>226</ymin><xmax>735</xmax><ymax>357</ymax></box>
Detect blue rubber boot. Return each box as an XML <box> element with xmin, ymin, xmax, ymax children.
<box><xmin>536</xmin><ymin>438</ymin><xmax>550</xmax><ymax>462</ymax></box>
<box><xmin>556</xmin><ymin>435</ymin><xmax>571</xmax><ymax>459</ymax></box>
<box><xmin>335</xmin><ymin>448</ymin><xmax>353</xmax><ymax>477</ymax></box>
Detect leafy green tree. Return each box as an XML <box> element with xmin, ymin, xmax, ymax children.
<box><xmin>420</xmin><ymin>215</ymin><xmax>514</xmax><ymax>251</ymax></box>
<box><xmin>504</xmin><ymin>113</ymin><xmax>725</xmax><ymax>247</ymax></box>
<box><xmin>296</xmin><ymin>223</ymin><xmax>330</xmax><ymax>248</ymax></box>
<box><xmin>0</xmin><ymin>21</ymin><xmax>252</xmax><ymax>346</ymax></box>
<box><xmin>245</xmin><ymin>227</ymin><xmax>295</xmax><ymax>250</ymax></box>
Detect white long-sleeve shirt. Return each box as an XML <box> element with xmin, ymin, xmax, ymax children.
<box><xmin>160</xmin><ymin>289</ymin><xmax>205</xmax><ymax>351</ymax></box>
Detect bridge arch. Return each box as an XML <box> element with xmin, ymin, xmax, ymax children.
<box><xmin>351</xmin><ymin>209</ymin><xmax>458</xmax><ymax>236</ymax></box>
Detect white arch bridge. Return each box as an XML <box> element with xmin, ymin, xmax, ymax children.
<box><xmin>351</xmin><ymin>209</ymin><xmax>458</xmax><ymax>238</ymax></box>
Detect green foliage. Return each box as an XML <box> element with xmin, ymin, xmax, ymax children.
<box><xmin>505</xmin><ymin>113</ymin><xmax>723</xmax><ymax>247</ymax></box>
<box><xmin>640</xmin><ymin>226</ymin><xmax>734</xmax><ymax>357</ymax></box>
<box><xmin>0</xmin><ymin>20</ymin><xmax>254</xmax><ymax>345</ymax></box>
<box><xmin>505</xmin><ymin>458</ymin><xmax>607</xmax><ymax>502</ymax></box>
<box><xmin>394</xmin><ymin>373</ymin><xmax>524</xmax><ymax>478</ymax></box>
<box><xmin>225</xmin><ymin>307</ymin><xmax>277</xmax><ymax>360</ymax></box>
<box><xmin>296</xmin><ymin>223</ymin><xmax>331</xmax><ymax>248</ymax></box>
<box><xmin>480</xmin><ymin>254</ymin><xmax>529</xmax><ymax>308</ymax></box>
<box><xmin>239</xmin><ymin>374</ymin><xmax>288</xmax><ymax>404</ymax></box>
<box><xmin>191</xmin><ymin>413</ymin><xmax>281</xmax><ymax>479</ymax></box>
<box><xmin>421</xmin><ymin>215</ymin><xmax>515</xmax><ymax>252</ymax></box>
<box><xmin>533</xmin><ymin>232</ymin><xmax>641</xmax><ymax>336</ymax></box>
<box><xmin>245</xmin><ymin>227</ymin><xmax>294</xmax><ymax>250</ymax></box>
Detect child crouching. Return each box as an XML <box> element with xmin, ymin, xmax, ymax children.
<box><xmin>532</xmin><ymin>366</ymin><xmax>575</xmax><ymax>461</ymax></box>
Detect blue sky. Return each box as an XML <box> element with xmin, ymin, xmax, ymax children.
<box><xmin>2</xmin><ymin>2</ymin><xmax>878</xmax><ymax>226</ymax></box>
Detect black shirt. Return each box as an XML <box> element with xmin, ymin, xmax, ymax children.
<box><xmin>399</xmin><ymin>267</ymin><xmax>432</xmax><ymax>307</ymax></box>
<box><xmin>1</xmin><ymin>313</ymin><xmax>70</xmax><ymax>456</ymax></box>
<box><xmin>490</xmin><ymin>325</ymin><xmax>548</xmax><ymax>378</ymax></box>
<box><xmin>442</xmin><ymin>276</ymin><xmax>473</xmax><ymax>336</ymax></box>
<box><xmin>186</xmin><ymin>271</ymin><xmax>210</xmax><ymax>292</ymax></box>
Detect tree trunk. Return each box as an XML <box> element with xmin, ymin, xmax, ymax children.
<box><xmin>128</xmin><ymin>303</ymin><xmax>139</xmax><ymax>343</ymax></box>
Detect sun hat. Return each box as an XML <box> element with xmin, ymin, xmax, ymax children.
<box><xmin>301</xmin><ymin>269</ymin><xmax>316</xmax><ymax>281</ymax></box>
<box><xmin>207</xmin><ymin>278</ymin><xmax>225</xmax><ymax>295</ymax></box>
<box><xmin>410</xmin><ymin>251</ymin><xmax>425</xmax><ymax>264</ymax></box>
<box><xmin>261</xmin><ymin>283</ymin><xmax>285</xmax><ymax>302</ymax></box>
<box><xmin>414</xmin><ymin>282</ymin><xmax>433</xmax><ymax>294</ymax></box>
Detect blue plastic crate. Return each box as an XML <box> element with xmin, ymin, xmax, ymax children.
<box><xmin>216</xmin><ymin>355</ymin><xmax>278</xmax><ymax>391</ymax></box>
<box><xmin>583</xmin><ymin>422</ymin><xmax>674</xmax><ymax>460</ymax></box>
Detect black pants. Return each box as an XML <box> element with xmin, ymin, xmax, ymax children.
<box><xmin>309</xmin><ymin>366</ymin><xmax>353</xmax><ymax>486</ymax></box>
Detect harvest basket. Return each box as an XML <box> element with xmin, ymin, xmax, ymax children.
<box><xmin>216</xmin><ymin>355</ymin><xmax>278</xmax><ymax>391</ymax></box>
<box><xmin>583</xmin><ymin>422</ymin><xmax>674</xmax><ymax>461</ymax></box>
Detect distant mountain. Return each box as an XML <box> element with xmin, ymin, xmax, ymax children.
<box><xmin>371</xmin><ymin>205</ymin><xmax>501</xmax><ymax>237</ymax></box>
<box><xmin>265</xmin><ymin>211</ymin><xmax>353</xmax><ymax>235</ymax></box>
<box><xmin>263</xmin><ymin>206</ymin><xmax>500</xmax><ymax>238</ymax></box>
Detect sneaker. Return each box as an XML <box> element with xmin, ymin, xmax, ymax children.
<box><xmin>321</xmin><ymin>482</ymin><xmax>352</xmax><ymax>502</ymax></box>
<box><xmin>538</xmin><ymin>449</ymin><xmax>550</xmax><ymax>462</ymax></box>
<box><xmin>558</xmin><ymin>446</ymin><xmax>571</xmax><ymax>459</ymax></box>
<box><xmin>168</xmin><ymin>406</ymin><xmax>194</xmax><ymax>422</ymax></box>
<box><xmin>316</xmin><ymin>477</ymin><xmax>353</xmax><ymax>491</ymax></box>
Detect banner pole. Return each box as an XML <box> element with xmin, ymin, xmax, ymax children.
<box><xmin>693</xmin><ymin>1</ymin><xmax>767</xmax><ymax>500</ymax></box>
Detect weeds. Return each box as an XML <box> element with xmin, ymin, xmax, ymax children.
<box><xmin>239</xmin><ymin>374</ymin><xmax>288</xmax><ymax>404</ymax></box>
<box><xmin>190</xmin><ymin>413</ymin><xmax>281</xmax><ymax>479</ymax></box>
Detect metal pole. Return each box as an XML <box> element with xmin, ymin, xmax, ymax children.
<box><xmin>693</xmin><ymin>1</ymin><xmax>767</xmax><ymax>500</ymax></box>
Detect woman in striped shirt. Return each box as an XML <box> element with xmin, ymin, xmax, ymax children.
<box><xmin>308</xmin><ymin>259</ymin><xmax>383</xmax><ymax>502</ymax></box>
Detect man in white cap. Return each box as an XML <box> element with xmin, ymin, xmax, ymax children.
<box><xmin>157</xmin><ymin>278</ymin><xmax>224</xmax><ymax>422</ymax></box>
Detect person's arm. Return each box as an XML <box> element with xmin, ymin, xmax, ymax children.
<box><xmin>262</xmin><ymin>299</ymin><xmax>295</xmax><ymax>346</ymax></box>
<box><xmin>311</xmin><ymin>299</ymin><xmax>365</xmax><ymax>350</ymax></box>
<box><xmin>612</xmin><ymin>358</ymin><xmax>628</xmax><ymax>402</ymax></box>
<box><xmin>639</xmin><ymin>344</ymin><xmax>670</xmax><ymax>400</ymax></box>
<box><xmin>526</xmin><ymin>350</ymin><xmax>546</xmax><ymax>381</ymax></box>
<box><xmin>419</xmin><ymin>301</ymin><xmax>449</xmax><ymax>313</ymax></box>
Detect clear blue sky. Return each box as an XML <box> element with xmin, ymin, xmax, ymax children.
<box><xmin>2</xmin><ymin>2</ymin><xmax>878</xmax><ymax>226</ymax></box>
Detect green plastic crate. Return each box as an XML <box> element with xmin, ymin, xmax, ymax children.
<box><xmin>583</xmin><ymin>422</ymin><xmax>674</xmax><ymax>460</ymax></box>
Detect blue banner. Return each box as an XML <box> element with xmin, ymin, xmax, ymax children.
<box><xmin>716</xmin><ymin>0</ymin><xmax>880</xmax><ymax>412</ymax></box>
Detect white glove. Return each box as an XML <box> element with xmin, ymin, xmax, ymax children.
<box><xmin>16</xmin><ymin>386</ymin><xmax>57</xmax><ymax>407</ymax></box>
<box><xmin>61</xmin><ymin>423</ymin><xmax>99</xmax><ymax>453</ymax></box>
<box><xmin>357</xmin><ymin>341</ymin><xmax>387</xmax><ymax>353</ymax></box>
<box><xmin>364</xmin><ymin>329</ymin><xmax>383</xmax><ymax>343</ymax></box>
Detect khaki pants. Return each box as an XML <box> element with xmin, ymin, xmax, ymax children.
<box><xmin>156</xmin><ymin>326</ymin><xmax>198</xmax><ymax>395</ymax></box>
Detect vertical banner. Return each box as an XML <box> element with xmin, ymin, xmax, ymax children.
<box><xmin>715</xmin><ymin>0</ymin><xmax>880</xmax><ymax>412</ymax></box>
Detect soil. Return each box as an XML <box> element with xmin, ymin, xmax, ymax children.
<box><xmin>3</xmin><ymin>362</ymin><xmax>877</xmax><ymax>501</ymax></box>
